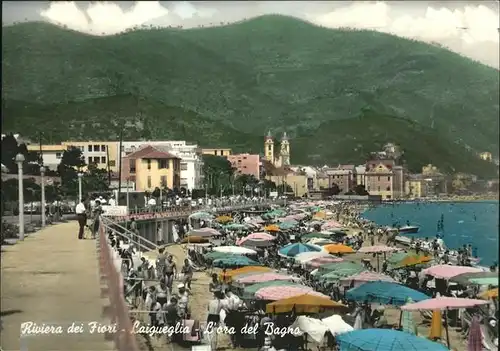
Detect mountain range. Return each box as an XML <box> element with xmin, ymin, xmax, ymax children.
<box><xmin>2</xmin><ymin>15</ymin><xmax>498</xmax><ymax>177</ymax></box>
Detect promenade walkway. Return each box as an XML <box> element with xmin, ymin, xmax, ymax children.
<box><xmin>1</xmin><ymin>222</ymin><xmax>114</xmax><ymax>351</ymax></box>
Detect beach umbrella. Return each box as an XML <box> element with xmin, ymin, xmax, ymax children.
<box><xmin>321</xmin><ymin>267</ymin><xmax>366</xmax><ymax>282</ymax></box>
<box><xmin>289</xmin><ymin>316</ymin><xmax>329</xmax><ymax>344</ymax></box>
<box><xmin>468</xmin><ymin>277</ymin><xmax>499</xmax><ymax>286</ymax></box>
<box><xmin>401</xmin><ymin>297</ymin><xmax>417</xmax><ymax>335</ymax></box>
<box><xmin>241</xmin><ymin>232</ymin><xmax>275</xmax><ymax>242</ymax></box>
<box><xmin>187</xmin><ymin>228</ymin><xmax>221</xmax><ymax>237</ymax></box>
<box><xmin>242</xmin><ymin>281</ymin><xmax>304</xmax><ymax>299</ymax></box>
<box><xmin>203</xmin><ymin>251</ymin><xmax>236</xmax><ymax>261</ymax></box>
<box><xmin>264</xmin><ymin>224</ymin><xmax>280</xmax><ymax>232</ymax></box>
<box><xmin>336</xmin><ymin>329</ymin><xmax>448</xmax><ymax>351</ymax></box>
<box><xmin>220</xmin><ymin>266</ymin><xmax>272</xmax><ymax>283</ymax></box>
<box><xmin>241</xmin><ymin>239</ymin><xmax>274</xmax><ymax>248</ymax></box>
<box><xmin>317</xmin><ymin>262</ymin><xmax>363</xmax><ymax>275</ymax></box>
<box><xmin>236</xmin><ymin>272</ymin><xmax>300</xmax><ymax>285</ymax></box>
<box><xmin>294</xmin><ymin>251</ymin><xmax>331</xmax><ymax>263</ymax></box>
<box><xmin>468</xmin><ymin>315</ymin><xmax>483</xmax><ymax>351</ymax></box>
<box><xmin>394</xmin><ymin>254</ymin><xmax>433</xmax><ymax>269</ymax></box>
<box><xmin>387</xmin><ymin>252</ymin><xmax>408</xmax><ymax>265</ymax></box>
<box><xmin>323</xmin><ymin>243</ymin><xmax>355</xmax><ymax>254</ymax></box>
<box><xmin>306</xmin><ymin>238</ymin><xmax>335</xmax><ymax>246</ymax></box>
<box><xmin>224</xmin><ymin>223</ymin><xmax>249</xmax><ymax>231</ymax></box>
<box><xmin>256</xmin><ymin>286</ymin><xmax>328</xmax><ymax>301</ymax></box>
<box><xmin>358</xmin><ymin>245</ymin><xmax>400</xmax><ymax>271</ymax></box>
<box><xmin>347</xmin><ymin>281</ymin><xmax>430</xmax><ymax>306</ymax></box>
<box><xmin>479</xmin><ymin>287</ymin><xmax>498</xmax><ymax>299</ymax></box>
<box><xmin>180</xmin><ymin>236</ymin><xmax>209</xmax><ymax>244</ymax></box>
<box><xmin>213</xmin><ymin>246</ymin><xmax>257</xmax><ymax>255</ymax></box>
<box><xmin>321</xmin><ymin>315</ymin><xmax>354</xmax><ymax>337</ymax></box>
<box><xmin>279</xmin><ymin>243</ymin><xmax>321</xmax><ymax>258</ymax></box>
<box><xmin>340</xmin><ymin>271</ymin><xmax>396</xmax><ymax>288</ymax></box>
<box><xmin>305</xmin><ymin>257</ymin><xmax>344</xmax><ymax>269</ymax></box>
<box><xmin>213</xmin><ymin>255</ymin><xmax>261</xmax><ymax>268</ymax></box>
<box><xmin>421</xmin><ymin>265</ymin><xmax>483</xmax><ymax>280</ymax></box>
<box><xmin>216</xmin><ymin>215</ymin><xmax>232</xmax><ymax>223</ymax></box>
<box><xmin>428</xmin><ymin>310</ymin><xmax>442</xmax><ymax>340</ymax></box>
<box><xmin>278</xmin><ymin>221</ymin><xmax>297</xmax><ymax>230</ymax></box>
<box><xmin>401</xmin><ymin>297</ymin><xmax>489</xmax><ymax>348</ymax></box>
<box><xmin>189</xmin><ymin>211</ymin><xmax>214</xmax><ymax>220</ymax></box>
<box><xmin>266</xmin><ymin>294</ymin><xmax>345</xmax><ymax>314</ymax></box>
<box><xmin>450</xmin><ymin>271</ymin><xmax>498</xmax><ymax>286</ymax></box>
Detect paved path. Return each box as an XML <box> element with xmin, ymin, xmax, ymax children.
<box><xmin>1</xmin><ymin>222</ymin><xmax>114</xmax><ymax>351</ymax></box>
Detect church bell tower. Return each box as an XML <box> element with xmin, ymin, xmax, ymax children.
<box><xmin>264</xmin><ymin>130</ymin><xmax>274</xmax><ymax>164</ymax></box>
<box><xmin>280</xmin><ymin>132</ymin><xmax>290</xmax><ymax>166</ymax></box>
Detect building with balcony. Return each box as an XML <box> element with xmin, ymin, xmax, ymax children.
<box><xmin>364</xmin><ymin>159</ymin><xmax>405</xmax><ymax>199</ymax></box>
<box><xmin>122</xmin><ymin>141</ymin><xmax>203</xmax><ymax>190</ymax></box>
<box><xmin>227</xmin><ymin>154</ymin><xmax>261</xmax><ymax>179</ymax></box>
<box><xmin>121</xmin><ymin>145</ymin><xmax>181</xmax><ymax>192</ymax></box>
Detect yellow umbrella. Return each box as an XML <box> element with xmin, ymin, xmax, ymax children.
<box><xmin>428</xmin><ymin>310</ymin><xmax>442</xmax><ymax>340</ymax></box>
<box><xmin>480</xmin><ymin>288</ymin><xmax>498</xmax><ymax>300</ymax></box>
<box><xmin>264</xmin><ymin>224</ymin><xmax>280</xmax><ymax>232</ymax></box>
<box><xmin>313</xmin><ymin>211</ymin><xmax>326</xmax><ymax>220</ymax></box>
<box><xmin>323</xmin><ymin>243</ymin><xmax>355</xmax><ymax>254</ymax></box>
<box><xmin>220</xmin><ymin>266</ymin><xmax>272</xmax><ymax>283</ymax></box>
<box><xmin>395</xmin><ymin>254</ymin><xmax>433</xmax><ymax>268</ymax></box>
<box><xmin>266</xmin><ymin>294</ymin><xmax>346</xmax><ymax>314</ymax></box>
<box><xmin>216</xmin><ymin>215</ymin><xmax>233</xmax><ymax>223</ymax></box>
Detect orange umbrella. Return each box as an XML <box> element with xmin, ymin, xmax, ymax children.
<box><xmin>480</xmin><ymin>288</ymin><xmax>498</xmax><ymax>300</ymax></box>
<box><xmin>324</xmin><ymin>243</ymin><xmax>355</xmax><ymax>254</ymax></box>
<box><xmin>395</xmin><ymin>254</ymin><xmax>433</xmax><ymax>268</ymax></box>
<box><xmin>428</xmin><ymin>310</ymin><xmax>442</xmax><ymax>340</ymax></box>
<box><xmin>264</xmin><ymin>224</ymin><xmax>280</xmax><ymax>232</ymax></box>
<box><xmin>180</xmin><ymin>236</ymin><xmax>209</xmax><ymax>244</ymax></box>
<box><xmin>220</xmin><ymin>266</ymin><xmax>272</xmax><ymax>283</ymax></box>
<box><xmin>266</xmin><ymin>294</ymin><xmax>346</xmax><ymax>314</ymax></box>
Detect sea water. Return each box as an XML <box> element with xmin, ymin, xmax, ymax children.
<box><xmin>361</xmin><ymin>201</ymin><xmax>499</xmax><ymax>266</ymax></box>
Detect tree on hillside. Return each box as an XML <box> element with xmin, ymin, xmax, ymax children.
<box><xmin>353</xmin><ymin>184</ymin><xmax>369</xmax><ymax>196</ymax></box>
<box><xmin>202</xmin><ymin>155</ymin><xmax>234</xmax><ymax>195</ymax></box>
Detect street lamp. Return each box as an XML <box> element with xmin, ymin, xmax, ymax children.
<box><xmin>77</xmin><ymin>172</ymin><xmax>83</xmax><ymax>203</ymax></box>
<box><xmin>15</xmin><ymin>153</ymin><xmax>25</xmax><ymax>240</ymax></box>
<box><xmin>40</xmin><ymin>166</ymin><xmax>46</xmax><ymax>227</ymax></box>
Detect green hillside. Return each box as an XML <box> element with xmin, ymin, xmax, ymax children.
<box><xmin>2</xmin><ymin>16</ymin><xmax>499</xmax><ymax>177</ymax></box>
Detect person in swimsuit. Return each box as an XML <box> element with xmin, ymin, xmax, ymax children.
<box><xmin>181</xmin><ymin>258</ymin><xmax>193</xmax><ymax>290</ymax></box>
<box><xmin>164</xmin><ymin>255</ymin><xmax>177</xmax><ymax>294</ymax></box>
<box><xmin>156</xmin><ymin>248</ymin><xmax>167</xmax><ymax>280</ymax></box>
<box><xmin>207</xmin><ymin>291</ymin><xmax>229</xmax><ymax>350</ymax></box>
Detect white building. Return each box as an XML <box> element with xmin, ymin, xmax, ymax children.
<box><xmin>120</xmin><ymin>140</ymin><xmax>203</xmax><ymax>190</ymax></box>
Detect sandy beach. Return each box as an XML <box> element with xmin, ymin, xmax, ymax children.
<box><xmin>134</xmin><ymin>214</ymin><xmax>469</xmax><ymax>351</ymax></box>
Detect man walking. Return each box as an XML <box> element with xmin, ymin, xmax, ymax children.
<box><xmin>75</xmin><ymin>198</ymin><xmax>87</xmax><ymax>240</ymax></box>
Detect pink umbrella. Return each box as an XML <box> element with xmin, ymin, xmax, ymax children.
<box><xmin>421</xmin><ymin>265</ymin><xmax>483</xmax><ymax>279</ymax></box>
<box><xmin>305</xmin><ymin>257</ymin><xmax>344</xmax><ymax>268</ymax></box>
<box><xmin>255</xmin><ymin>286</ymin><xmax>328</xmax><ymax>301</ymax></box>
<box><xmin>468</xmin><ymin>315</ymin><xmax>483</xmax><ymax>351</ymax></box>
<box><xmin>237</xmin><ymin>232</ymin><xmax>275</xmax><ymax>245</ymax></box>
<box><xmin>322</xmin><ymin>221</ymin><xmax>343</xmax><ymax>229</ymax></box>
<box><xmin>401</xmin><ymin>296</ymin><xmax>489</xmax><ymax>349</ymax></box>
<box><xmin>340</xmin><ymin>271</ymin><xmax>396</xmax><ymax>287</ymax></box>
<box><xmin>358</xmin><ymin>245</ymin><xmax>400</xmax><ymax>253</ymax></box>
<box><xmin>236</xmin><ymin>272</ymin><xmax>300</xmax><ymax>284</ymax></box>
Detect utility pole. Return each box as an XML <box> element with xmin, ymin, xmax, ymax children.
<box><xmin>117</xmin><ymin>129</ymin><xmax>123</xmax><ymax>204</ymax></box>
<box><xmin>106</xmin><ymin>145</ymin><xmax>111</xmax><ymax>186</ymax></box>
<box><xmin>38</xmin><ymin>132</ymin><xmax>43</xmax><ymax>166</ymax></box>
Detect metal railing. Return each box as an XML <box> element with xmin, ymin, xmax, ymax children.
<box><xmin>97</xmin><ymin>220</ymin><xmax>139</xmax><ymax>351</ymax></box>
<box><xmin>100</xmin><ymin>216</ymin><xmax>160</xmax><ymax>252</ymax></box>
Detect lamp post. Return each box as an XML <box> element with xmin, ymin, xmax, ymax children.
<box><xmin>40</xmin><ymin>166</ymin><xmax>46</xmax><ymax>227</ymax></box>
<box><xmin>15</xmin><ymin>153</ymin><xmax>25</xmax><ymax>240</ymax></box>
<box><xmin>77</xmin><ymin>173</ymin><xmax>83</xmax><ymax>203</ymax></box>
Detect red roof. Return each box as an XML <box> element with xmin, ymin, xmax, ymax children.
<box><xmin>141</xmin><ymin>151</ymin><xmax>179</xmax><ymax>159</ymax></box>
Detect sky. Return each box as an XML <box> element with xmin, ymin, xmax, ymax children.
<box><xmin>2</xmin><ymin>1</ymin><xmax>499</xmax><ymax>68</ymax></box>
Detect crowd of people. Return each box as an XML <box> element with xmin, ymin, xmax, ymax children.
<box><xmin>101</xmin><ymin>200</ymin><xmax>498</xmax><ymax>351</ymax></box>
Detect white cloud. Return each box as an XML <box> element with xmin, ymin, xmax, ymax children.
<box><xmin>40</xmin><ymin>1</ymin><xmax>169</xmax><ymax>34</ymax></box>
<box><xmin>38</xmin><ymin>1</ymin><xmax>499</xmax><ymax>67</ymax></box>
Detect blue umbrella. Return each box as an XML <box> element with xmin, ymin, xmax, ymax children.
<box><xmin>337</xmin><ymin>329</ymin><xmax>448</xmax><ymax>351</ymax></box>
<box><xmin>346</xmin><ymin>281</ymin><xmax>430</xmax><ymax>306</ymax></box>
<box><xmin>278</xmin><ymin>243</ymin><xmax>321</xmax><ymax>257</ymax></box>
<box><xmin>213</xmin><ymin>255</ymin><xmax>261</xmax><ymax>268</ymax></box>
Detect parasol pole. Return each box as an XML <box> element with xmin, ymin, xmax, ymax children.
<box><xmin>444</xmin><ymin>307</ymin><xmax>450</xmax><ymax>348</ymax></box>
<box><xmin>398</xmin><ymin>310</ymin><xmax>403</xmax><ymax>328</ymax></box>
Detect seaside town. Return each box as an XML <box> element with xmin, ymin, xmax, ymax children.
<box><xmin>1</xmin><ymin>130</ymin><xmax>499</xmax><ymax>351</ymax></box>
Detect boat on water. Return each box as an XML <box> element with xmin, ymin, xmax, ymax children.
<box><xmin>397</xmin><ymin>225</ymin><xmax>420</xmax><ymax>234</ymax></box>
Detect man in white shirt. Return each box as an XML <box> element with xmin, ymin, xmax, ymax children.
<box><xmin>75</xmin><ymin>200</ymin><xmax>87</xmax><ymax>240</ymax></box>
<box><xmin>99</xmin><ymin>196</ymin><xmax>107</xmax><ymax>205</ymax></box>
<box><xmin>108</xmin><ymin>196</ymin><xmax>116</xmax><ymax>206</ymax></box>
